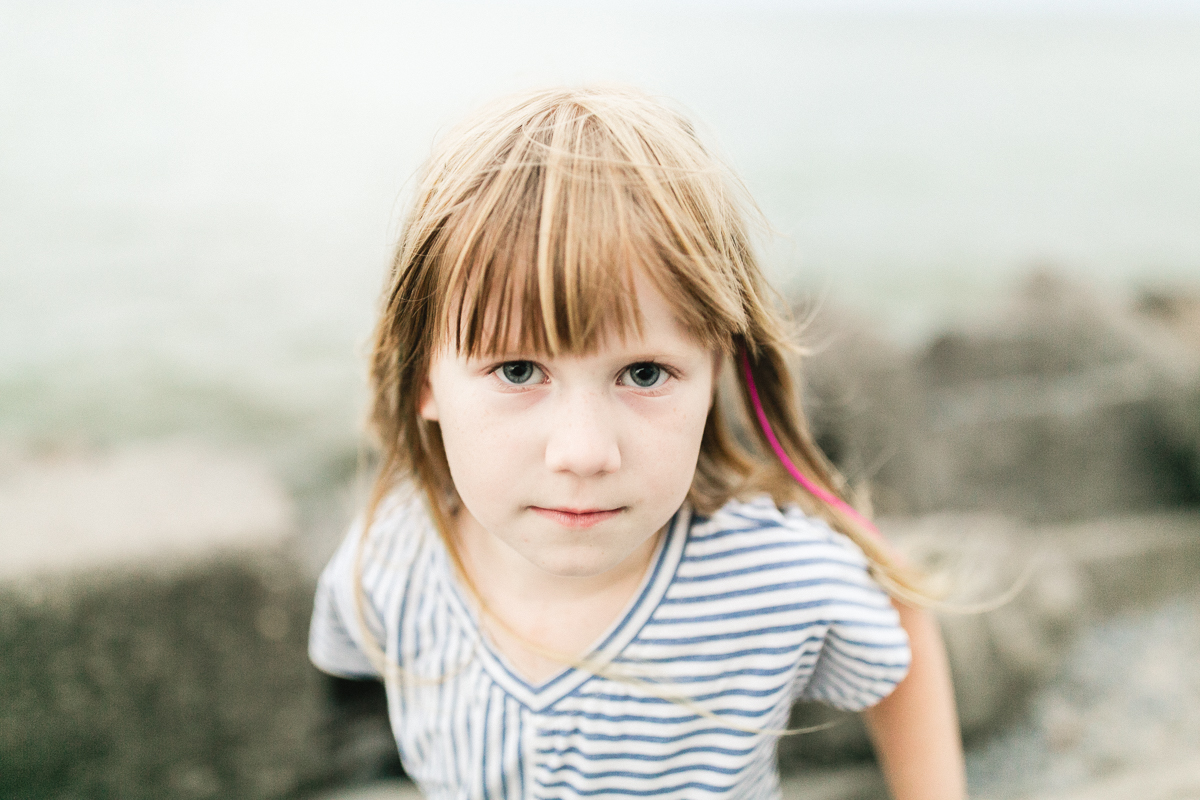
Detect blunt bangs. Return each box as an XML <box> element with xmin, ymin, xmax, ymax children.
<box><xmin>424</xmin><ymin>89</ymin><xmax>752</xmax><ymax>359</ymax></box>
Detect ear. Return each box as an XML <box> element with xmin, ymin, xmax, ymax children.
<box><xmin>418</xmin><ymin>378</ymin><xmax>439</xmax><ymax>421</ymax></box>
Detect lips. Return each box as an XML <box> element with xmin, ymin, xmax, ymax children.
<box><xmin>529</xmin><ymin>506</ymin><xmax>624</xmax><ymax>528</ymax></box>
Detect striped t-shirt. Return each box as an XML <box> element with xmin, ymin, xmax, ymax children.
<box><xmin>309</xmin><ymin>490</ymin><xmax>910</xmax><ymax>800</ymax></box>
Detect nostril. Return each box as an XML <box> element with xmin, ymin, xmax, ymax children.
<box><xmin>545</xmin><ymin>438</ymin><xmax>621</xmax><ymax>477</ymax></box>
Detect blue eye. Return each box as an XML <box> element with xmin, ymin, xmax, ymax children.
<box><xmin>497</xmin><ymin>361</ymin><xmax>543</xmax><ymax>385</ymax></box>
<box><xmin>622</xmin><ymin>363</ymin><xmax>667</xmax><ymax>389</ymax></box>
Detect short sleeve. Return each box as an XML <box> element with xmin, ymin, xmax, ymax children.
<box><xmin>308</xmin><ymin>549</ymin><xmax>380</xmax><ymax>679</ymax></box>
<box><xmin>307</xmin><ymin>508</ymin><xmax>398</xmax><ymax>679</ymax></box>
<box><xmin>794</xmin><ymin>525</ymin><xmax>911</xmax><ymax>711</ymax></box>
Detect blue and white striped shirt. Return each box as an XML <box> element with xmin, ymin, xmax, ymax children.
<box><xmin>309</xmin><ymin>491</ymin><xmax>910</xmax><ymax>800</ymax></box>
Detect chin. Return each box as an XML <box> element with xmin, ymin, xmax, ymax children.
<box><xmin>533</xmin><ymin>549</ymin><xmax>622</xmax><ymax>579</ymax></box>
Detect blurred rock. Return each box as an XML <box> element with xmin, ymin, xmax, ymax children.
<box><xmin>0</xmin><ymin>441</ymin><xmax>332</xmax><ymax>800</ymax></box>
<box><xmin>320</xmin><ymin>675</ymin><xmax>406</xmax><ymax>787</ymax></box>
<box><xmin>781</xmin><ymin>763</ymin><xmax>887</xmax><ymax>800</ymax></box>
<box><xmin>798</xmin><ymin>313</ymin><xmax>933</xmax><ymax>516</ymax></box>
<box><xmin>967</xmin><ymin>591</ymin><xmax>1200</xmax><ymax>799</ymax></box>
<box><xmin>803</xmin><ymin>274</ymin><xmax>1200</xmax><ymax>521</ymax></box>
<box><xmin>1009</xmin><ymin>758</ymin><xmax>1200</xmax><ymax>800</ymax></box>
<box><xmin>308</xmin><ymin>778</ymin><xmax>423</xmax><ymax>800</ymax></box>
<box><xmin>1135</xmin><ymin>289</ymin><xmax>1200</xmax><ymax>354</ymax></box>
<box><xmin>778</xmin><ymin>509</ymin><xmax>1200</xmax><ymax>769</ymax></box>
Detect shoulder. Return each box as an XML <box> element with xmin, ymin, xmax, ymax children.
<box><xmin>347</xmin><ymin>486</ymin><xmax>434</xmax><ymax>572</ymax></box>
<box><xmin>317</xmin><ymin>486</ymin><xmax>439</xmax><ymax>623</ymax></box>
<box><xmin>684</xmin><ymin>494</ymin><xmax>873</xmax><ymax>572</ymax></box>
<box><xmin>682</xmin><ymin>497</ymin><xmax>909</xmax><ymax>711</ymax></box>
<box><xmin>309</xmin><ymin>485</ymin><xmax>442</xmax><ymax>677</ymax></box>
<box><xmin>676</xmin><ymin>495</ymin><xmax>895</xmax><ymax>618</ymax></box>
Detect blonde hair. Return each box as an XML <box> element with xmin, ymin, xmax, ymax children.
<box><xmin>361</xmin><ymin>86</ymin><xmax>924</xmax><ymax>673</ymax></box>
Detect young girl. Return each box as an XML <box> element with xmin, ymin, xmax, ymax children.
<box><xmin>309</xmin><ymin>86</ymin><xmax>965</xmax><ymax>800</ymax></box>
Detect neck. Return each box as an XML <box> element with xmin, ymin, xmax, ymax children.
<box><xmin>453</xmin><ymin>508</ymin><xmax>663</xmax><ymax>609</ymax></box>
<box><xmin>449</xmin><ymin>508</ymin><xmax>665</xmax><ymax>683</ymax></box>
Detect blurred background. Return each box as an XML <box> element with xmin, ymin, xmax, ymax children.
<box><xmin>2</xmin><ymin>1</ymin><xmax>1199</xmax><ymax>799</ymax></box>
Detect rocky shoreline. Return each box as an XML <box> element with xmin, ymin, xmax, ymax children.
<box><xmin>3</xmin><ymin>276</ymin><xmax>1198</xmax><ymax>799</ymax></box>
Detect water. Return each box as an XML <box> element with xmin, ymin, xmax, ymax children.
<box><xmin>3</xmin><ymin>1</ymin><xmax>1199</xmax><ymax>461</ymax></box>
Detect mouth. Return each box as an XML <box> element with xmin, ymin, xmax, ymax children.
<box><xmin>529</xmin><ymin>506</ymin><xmax>624</xmax><ymax>529</ymax></box>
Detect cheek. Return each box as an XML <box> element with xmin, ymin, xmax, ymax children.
<box><xmin>625</xmin><ymin>392</ymin><xmax>712</xmax><ymax>479</ymax></box>
<box><xmin>442</xmin><ymin>400</ymin><xmax>537</xmax><ymax>456</ymax></box>
<box><xmin>437</xmin><ymin>400</ymin><xmax>542</xmax><ymax>506</ymax></box>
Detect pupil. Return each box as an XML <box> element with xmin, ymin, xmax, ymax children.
<box><xmin>502</xmin><ymin>362</ymin><xmax>533</xmax><ymax>383</ymax></box>
<box><xmin>630</xmin><ymin>364</ymin><xmax>659</xmax><ymax>387</ymax></box>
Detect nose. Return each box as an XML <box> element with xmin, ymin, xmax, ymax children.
<box><xmin>543</xmin><ymin>388</ymin><xmax>621</xmax><ymax>477</ymax></box>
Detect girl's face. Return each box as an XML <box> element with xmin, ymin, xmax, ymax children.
<box><xmin>420</xmin><ymin>276</ymin><xmax>717</xmax><ymax>582</ymax></box>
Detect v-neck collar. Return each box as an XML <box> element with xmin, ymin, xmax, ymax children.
<box><xmin>433</xmin><ymin>505</ymin><xmax>690</xmax><ymax>712</ymax></box>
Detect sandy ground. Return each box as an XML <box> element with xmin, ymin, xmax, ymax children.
<box><xmin>0</xmin><ymin>441</ymin><xmax>294</xmax><ymax>580</ymax></box>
